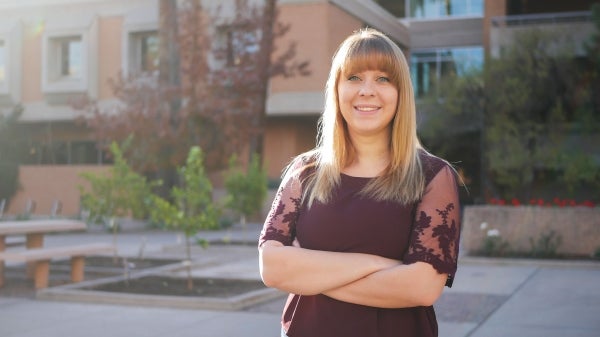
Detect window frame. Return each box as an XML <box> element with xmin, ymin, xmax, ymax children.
<box><xmin>121</xmin><ymin>4</ymin><xmax>159</xmax><ymax>80</ymax></box>
<box><xmin>0</xmin><ymin>37</ymin><xmax>8</xmax><ymax>95</ymax></box>
<box><xmin>50</xmin><ymin>35</ymin><xmax>84</xmax><ymax>81</ymax></box>
<box><xmin>124</xmin><ymin>29</ymin><xmax>159</xmax><ymax>77</ymax></box>
<box><xmin>214</xmin><ymin>23</ymin><xmax>261</xmax><ymax>68</ymax></box>
<box><xmin>410</xmin><ymin>46</ymin><xmax>484</xmax><ymax>98</ymax></box>
<box><xmin>409</xmin><ymin>0</ymin><xmax>483</xmax><ymax>19</ymax></box>
<box><xmin>41</xmin><ymin>21</ymin><xmax>97</xmax><ymax>95</ymax></box>
<box><xmin>0</xmin><ymin>20</ymin><xmax>21</xmax><ymax>102</ymax></box>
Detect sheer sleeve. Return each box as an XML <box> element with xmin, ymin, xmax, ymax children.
<box><xmin>258</xmin><ymin>158</ymin><xmax>306</xmax><ymax>247</ymax></box>
<box><xmin>403</xmin><ymin>164</ymin><xmax>461</xmax><ymax>287</ymax></box>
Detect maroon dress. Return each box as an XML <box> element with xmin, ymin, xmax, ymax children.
<box><xmin>259</xmin><ymin>151</ymin><xmax>461</xmax><ymax>337</ymax></box>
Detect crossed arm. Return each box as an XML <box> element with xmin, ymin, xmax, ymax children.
<box><xmin>259</xmin><ymin>241</ymin><xmax>447</xmax><ymax>308</ymax></box>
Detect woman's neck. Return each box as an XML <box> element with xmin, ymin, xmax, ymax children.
<box><xmin>343</xmin><ymin>133</ymin><xmax>391</xmax><ymax>177</ymax></box>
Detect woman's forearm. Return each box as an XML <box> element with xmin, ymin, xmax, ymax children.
<box><xmin>259</xmin><ymin>240</ymin><xmax>400</xmax><ymax>295</ymax></box>
<box><xmin>323</xmin><ymin>261</ymin><xmax>447</xmax><ymax>308</ymax></box>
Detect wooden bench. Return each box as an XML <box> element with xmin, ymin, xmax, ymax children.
<box><xmin>0</xmin><ymin>243</ymin><xmax>115</xmax><ymax>289</ymax></box>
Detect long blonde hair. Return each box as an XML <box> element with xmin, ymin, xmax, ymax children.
<box><xmin>298</xmin><ymin>28</ymin><xmax>425</xmax><ymax>207</ymax></box>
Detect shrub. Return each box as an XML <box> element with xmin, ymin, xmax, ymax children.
<box><xmin>223</xmin><ymin>153</ymin><xmax>267</xmax><ymax>227</ymax></box>
<box><xmin>529</xmin><ymin>230</ymin><xmax>563</xmax><ymax>258</ymax></box>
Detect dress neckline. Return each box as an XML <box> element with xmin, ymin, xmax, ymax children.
<box><xmin>340</xmin><ymin>172</ymin><xmax>376</xmax><ymax>180</ymax></box>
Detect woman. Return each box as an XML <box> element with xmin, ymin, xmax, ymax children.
<box><xmin>259</xmin><ymin>28</ymin><xmax>460</xmax><ymax>337</ymax></box>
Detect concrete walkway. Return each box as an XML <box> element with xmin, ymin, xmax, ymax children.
<box><xmin>1</xmin><ymin>222</ymin><xmax>599</xmax><ymax>337</ymax></box>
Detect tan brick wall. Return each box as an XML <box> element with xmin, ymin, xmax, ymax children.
<box><xmin>462</xmin><ymin>205</ymin><xmax>600</xmax><ymax>257</ymax></box>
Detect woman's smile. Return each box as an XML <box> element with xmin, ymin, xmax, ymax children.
<box><xmin>354</xmin><ymin>104</ymin><xmax>381</xmax><ymax>114</ymax></box>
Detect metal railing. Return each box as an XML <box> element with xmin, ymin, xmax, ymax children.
<box><xmin>491</xmin><ymin>11</ymin><xmax>592</xmax><ymax>27</ymax></box>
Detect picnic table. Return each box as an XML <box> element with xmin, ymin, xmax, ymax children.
<box><xmin>0</xmin><ymin>219</ymin><xmax>95</xmax><ymax>288</ymax></box>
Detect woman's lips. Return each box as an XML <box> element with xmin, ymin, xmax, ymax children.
<box><xmin>354</xmin><ymin>105</ymin><xmax>380</xmax><ymax>114</ymax></box>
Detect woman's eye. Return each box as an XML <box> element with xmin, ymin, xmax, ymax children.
<box><xmin>377</xmin><ymin>76</ymin><xmax>390</xmax><ymax>83</ymax></box>
<box><xmin>348</xmin><ymin>75</ymin><xmax>360</xmax><ymax>81</ymax></box>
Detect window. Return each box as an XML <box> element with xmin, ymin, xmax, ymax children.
<box><xmin>409</xmin><ymin>0</ymin><xmax>483</xmax><ymax>19</ymax></box>
<box><xmin>375</xmin><ymin>0</ymin><xmax>406</xmax><ymax>17</ymax></box>
<box><xmin>70</xmin><ymin>141</ymin><xmax>104</xmax><ymax>164</ymax></box>
<box><xmin>128</xmin><ymin>30</ymin><xmax>159</xmax><ymax>75</ymax></box>
<box><xmin>43</xmin><ymin>32</ymin><xmax>94</xmax><ymax>94</ymax></box>
<box><xmin>41</xmin><ymin>15</ymin><xmax>97</xmax><ymax>96</ymax></box>
<box><xmin>410</xmin><ymin>46</ymin><xmax>483</xmax><ymax>97</ymax></box>
<box><xmin>0</xmin><ymin>39</ymin><xmax>6</xmax><ymax>91</ymax></box>
<box><xmin>0</xmin><ymin>22</ymin><xmax>22</xmax><ymax>101</ymax></box>
<box><xmin>215</xmin><ymin>25</ymin><xmax>260</xmax><ymax>67</ymax></box>
<box><xmin>51</xmin><ymin>36</ymin><xmax>83</xmax><ymax>80</ymax></box>
<box><xmin>122</xmin><ymin>5</ymin><xmax>159</xmax><ymax>78</ymax></box>
<box><xmin>23</xmin><ymin>140</ymin><xmax>106</xmax><ymax>165</ymax></box>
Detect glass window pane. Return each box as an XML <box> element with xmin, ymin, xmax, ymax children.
<box><xmin>411</xmin><ymin>46</ymin><xmax>483</xmax><ymax>97</ymax></box>
<box><xmin>71</xmin><ymin>141</ymin><xmax>100</xmax><ymax>164</ymax></box>
<box><xmin>140</xmin><ymin>33</ymin><xmax>159</xmax><ymax>73</ymax></box>
<box><xmin>0</xmin><ymin>40</ymin><xmax>5</xmax><ymax>83</ymax></box>
<box><xmin>68</xmin><ymin>39</ymin><xmax>82</xmax><ymax>78</ymax></box>
<box><xmin>410</xmin><ymin>0</ymin><xmax>483</xmax><ymax>18</ymax></box>
<box><xmin>57</xmin><ymin>37</ymin><xmax>82</xmax><ymax>79</ymax></box>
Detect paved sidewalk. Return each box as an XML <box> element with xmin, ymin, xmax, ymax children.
<box><xmin>1</xmin><ymin>223</ymin><xmax>599</xmax><ymax>337</ymax></box>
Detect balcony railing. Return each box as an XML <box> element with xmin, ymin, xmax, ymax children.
<box><xmin>491</xmin><ymin>11</ymin><xmax>592</xmax><ymax>27</ymax></box>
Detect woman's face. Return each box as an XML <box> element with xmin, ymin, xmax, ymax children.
<box><xmin>337</xmin><ymin>69</ymin><xmax>398</xmax><ymax>139</ymax></box>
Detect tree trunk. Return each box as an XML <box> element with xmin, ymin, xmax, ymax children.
<box><xmin>185</xmin><ymin>235</ymin><xmax>194</xmax><ymax>290</ymax></box>
<box><xmin>250</xmin><ymin>0</ymin><xmax>277</xmax><ymax>163</ymax></box>
<box><xmin>158</xmin><ymin>0</ymin><xmax>181</xmax><ymax>196</ymax></box>
<box><xmin>159</xmin><ymin>0</ymin><xmax>180</xmax><ymax>91</ymax></box>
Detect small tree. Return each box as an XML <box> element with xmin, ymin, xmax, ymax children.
<box><xmin>0</xmin><ymin>105</ymin><xmax>25</xmax><ymax>207</ymax></box>
<box><xmin>79</xmin><ymin>140</ymin><xmax>157</xmax><ymax>257</ymax></box>
<box><xmin>150</xmin><ymin>146</ymin><xmax>220</xmax><ymax>290</ymax></box>
<box><xmin>224</xmin><ymin>154</ymin><xmax>267</xmax><ymax>228</ymax></box>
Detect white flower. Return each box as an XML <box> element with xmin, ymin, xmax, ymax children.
<box><xmin>487</xmin><ymin>229</ymin><xmax>500</xmax><ymax>237</ymax></box>
<box><xmin>480</xmin><ymin>222</ymin><xmax>488</xmax><ymax>230</ymax></box>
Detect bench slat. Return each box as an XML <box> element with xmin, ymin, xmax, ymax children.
<box><xmin>0</xmin><ymin>243</ymin><xmax>115</xmax><ymax>262</ymax></box>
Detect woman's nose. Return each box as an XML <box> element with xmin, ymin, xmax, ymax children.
<box><xmin>358</xmin><ymin>80</ymin><xmax>375</xmax><ymax>96</ymax></box>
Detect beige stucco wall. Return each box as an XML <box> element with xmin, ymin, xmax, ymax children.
<box><xmin>270</xmin><ymin>2</ymin><xmax>329</xmax><ymax>93</ymax></box>
<box><xmin>326</xmin><ymin>3</ymin><xmax>364</xmax><ymax>58</ymax></box>
<box><xmin>263</xmin><ymin>117</ymin><xmax>318</xmax><ymax>179</ymax></box>
<box><xmin>98</xmin><ymin>16</ymin><xmax>123</xmax><ymax>100</ymax></box>
<box><xmin>21</xmin><ymin>23</ymin><xmax>44</xmax><ymax>102</ymax></box>
<box><xmin>5</xmin><ymin>165</ymin><xmax>111</xmax><ymax>217</ymax></box>
<box><xmin>269</xmin><ymin>2</ymin><xmax>363</xmax><ymax>94</ymax></box>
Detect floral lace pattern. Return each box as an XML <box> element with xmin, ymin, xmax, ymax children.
<box><xmin>404</xmin><ymin>163</ymin><xmax>460</xmax><ymax>286</ymax></box>
<box><xmin>260</xmin><ymin>187</ymin><xmax>302</xmax><ymax>246</ymax></box>
<box><xmin>259</xmin><ymin>160</ymin><xmax>305</xmax><ymax>247</ymax></box>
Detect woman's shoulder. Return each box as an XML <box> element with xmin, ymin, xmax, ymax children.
<box><xmin>418</xmin><ymin>149</ymin><xmax>454</xmax><ymax>183</ymax></box>
<box><xmin>284</xmin><ymin>150</ymin><xmax>319</xmax><ymax>179</ymax></box>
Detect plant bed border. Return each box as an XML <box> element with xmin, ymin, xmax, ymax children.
<box><xmin>36</xmin><ymin>263</ymin><xmax>283</xmax><ymax>311</ymax></box>
<box><xmin>50</xmin><ymin>256</ymin><xmax>183</xmax><ymax>273</ymax></box>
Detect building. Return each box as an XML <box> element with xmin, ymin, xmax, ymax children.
<box><xmin>0</xmin><ymin>0</ymin><xmax>597</xmax><ymax>217</ymax></box>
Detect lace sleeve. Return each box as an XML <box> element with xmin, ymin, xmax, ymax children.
<box><xmin>258</xmin><ymin>159</ymin><xmax>305</xmax><ymax>247</ymax></box>
<box><xmin>403</xmin><ymin>165</ymin><xmax>461</xmax><ymax>287</ymax></box>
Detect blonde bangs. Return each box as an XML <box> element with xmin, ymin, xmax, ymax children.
<box><xmin>338</xmin><ymin>37</ymin><xmax>401</xmax><ymax>87</ymax></box>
